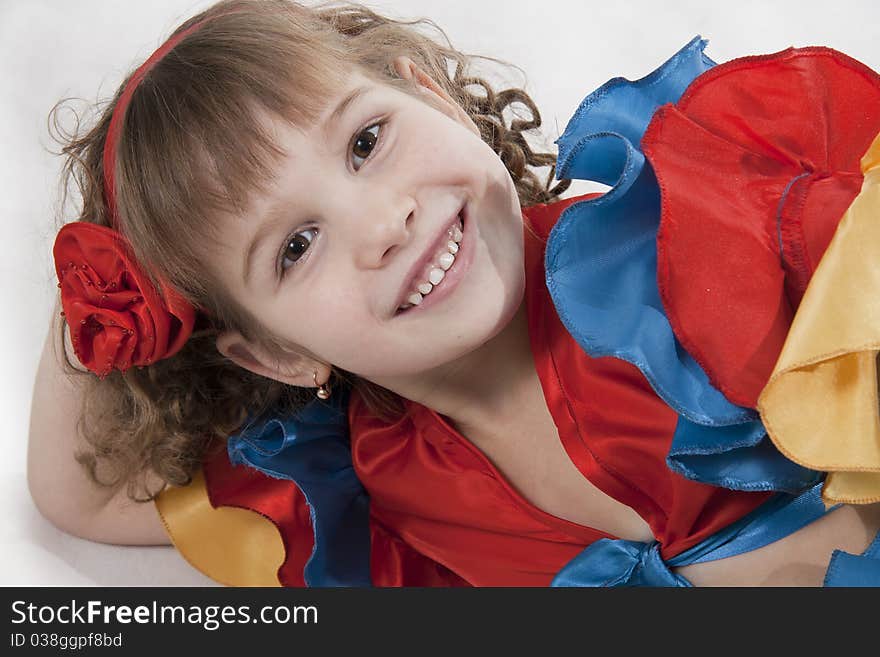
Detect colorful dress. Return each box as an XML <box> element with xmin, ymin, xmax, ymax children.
<box><xmin>155</xmin><ymin>37</ymin><xmax>880</xmax><ymax>587</ymax></box>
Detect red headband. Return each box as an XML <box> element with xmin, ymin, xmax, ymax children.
<box><xmin>52</xmin><ymin>19</ymin><xmax>210</xmax><ymax>378</ymax></box>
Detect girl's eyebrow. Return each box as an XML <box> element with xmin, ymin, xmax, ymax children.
<box><xmin>322</xmin><ymin>85</ymin><xmax>370</xmax><ymax>139</ymax></box>
<box><xmin>242</xmin><ymin>202</ymin><xmax>289</xmax><ymax>287</ymax></box>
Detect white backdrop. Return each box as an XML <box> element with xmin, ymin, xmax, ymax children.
<box><xmin>2</xmin><ymin>0</ymin><xmax>877</xmax><ymax>586</ymax></box>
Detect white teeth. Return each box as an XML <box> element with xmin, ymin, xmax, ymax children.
<box><xmin>398</xmin><ymin>215</ymin><xmax>465</xmax><ymax>312</ymax></box>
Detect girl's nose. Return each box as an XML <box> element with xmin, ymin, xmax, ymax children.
<box><xmin>352</xmin><ymin>199</ymin><xmax>416</xmax><ymax>269</ymax></box>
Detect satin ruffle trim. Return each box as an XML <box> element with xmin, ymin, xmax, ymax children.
<box><xmin>759</xmin><ymin>133</ymin><xmax>880</xmax><ymax>505</ymax></box>
<box><xmin>547</xmin><ymin>35</ymin><xmax>820</xmax><ymax>493</ymax></box>
<box><xmin>224</xmin><ymin>391</ymin><xmax>372</xmax><ymax>586</ymax></box>
<box><xmin>154</xmin><ymin>468</ymin><xmax>286</xmax><ymax>586</ymax></box>
<box><xmin>644</xmin><ymin>46</ymin><xmax>880</xmax><ymax>410</ymax></box>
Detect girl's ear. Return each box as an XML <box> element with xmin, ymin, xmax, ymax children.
<box><xmin>215</xmin><ymin>329</ymin><xmax>331</xmax><ymax>389</ymax></box>
<box><xmin>392</xmin><ymin>55</ymin><xmax>480</xmax><ymax>137</ymax></box>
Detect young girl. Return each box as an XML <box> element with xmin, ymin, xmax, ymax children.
<box><xmin>28</xmin><ymin>0</ymin><xmax>880</xmax><ymax>586</ymax></box>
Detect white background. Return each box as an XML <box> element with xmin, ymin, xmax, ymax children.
<box><xmin>2</xmin><ymin>0</ymin><xmax>877</xmax><ymax>586</ymax></box>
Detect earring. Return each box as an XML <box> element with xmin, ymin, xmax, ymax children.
<box><xmin>313</xmin><ymin>370</ymin><xmax>331</xmax><ymax>400</ymax></box>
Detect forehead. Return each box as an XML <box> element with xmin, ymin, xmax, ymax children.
<box><xmin>248</xmin><ymin>71</ymin><xmax>381</xmax><ymax>174</ymax></box>
<box><xmin>246</xmin><ymin>70</ymin><xmax>374</xmax><ymax>154</ymax></box>
<box><xmin>307</xmin><ymin>69</ymin><xmax>404</xmax><ymax>127</ymax></box>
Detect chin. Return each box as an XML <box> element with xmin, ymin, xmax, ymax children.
<box><xmin>410</xmin><ymin>289</ymin><xmax>525</xmax><ymax>376</ymax></box>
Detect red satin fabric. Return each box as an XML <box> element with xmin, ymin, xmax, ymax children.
<box><xmin>53</xmin><ymin>222</ymin><xmax>196</xmax><ymax>376</ymax></box>
<box><xmin>204</xmin><ymin>194</ymin><xmax>772</xmax><ymax>587</ymax></box>
<box><xmin>644</xmin><ymin>47</ymin><xmax>880</xmax><ymax>408</ymax></box>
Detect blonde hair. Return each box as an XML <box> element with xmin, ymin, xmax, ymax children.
<box><xmin>52</xmin><ymin>0</ymin><xmax>570</xmax><ymax>501</ymax></box>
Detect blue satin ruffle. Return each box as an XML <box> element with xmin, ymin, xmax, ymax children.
<box><xmin>546</xmin><ymin>35</ymin><xmax>819</xmax><ymax>493</ymax></box>
<box><xmin>551</xmin><ymin>482</ymin><xmax>831</xmax><ymax>586</ymax></box>
<box><xmin>227</xmin><ymin>391</ymin><xmax>372</xmax><ymax>587</ymax></box>
<box><xmin>668</xmin><ymin>419</ymin><xmax>820</xmax><ymax>493</ymax></box>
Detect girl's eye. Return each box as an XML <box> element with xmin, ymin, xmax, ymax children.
<box><xmin>279</xmin><ymin>227</ymin><xmax>318</xmax><ymax>276</ymax></box>
<box><xmin>351</xmin><ymin>123</ymin><xmax>381</xmax><ymax>170</ymax></box>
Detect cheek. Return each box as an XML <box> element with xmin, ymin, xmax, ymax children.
<box><xmin>290</xmin><ymin>297</ymin><xmax>389</xmax><ymax>364</ymax></box>
<box><xmin>477</xmin><ymin>162</ymin><xmax>525</xmax><ymax>253</ymax></box>
<box><xmin>406</xmin><ymin>117</ymin><xmax>484</xmax><ymax>173</ymax></box>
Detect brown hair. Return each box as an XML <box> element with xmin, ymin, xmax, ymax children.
<box><xmin>51</xmin><ymin>0</ymin><xmax>570</xmax><ymax>501</ymax></box>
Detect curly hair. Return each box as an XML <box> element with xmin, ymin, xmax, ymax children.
<box><xmin>51</xmin><ymin>0</ymin><xmax>570</xmax><ymax>502</ymax></box>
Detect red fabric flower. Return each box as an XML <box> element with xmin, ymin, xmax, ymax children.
<box><xmin>53</xmin><ymin>221</ymin><xmax>195</xmax><ymax>377</ymax></box>
<box><xmin>643</xmin><ymin>46</ymin><xmax>880</xmax><ymax>408</ymax></box>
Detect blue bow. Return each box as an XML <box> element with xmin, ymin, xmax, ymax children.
<box><xmin>552</xmin><ymin>482</ymin><xmax>830</xmax><ymax>586</ymax></box>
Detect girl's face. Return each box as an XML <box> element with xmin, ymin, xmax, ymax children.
<box><xmin>210</xmin><ymin>63</ymin><xmax>525</xmax><ymax>392</ymax></box>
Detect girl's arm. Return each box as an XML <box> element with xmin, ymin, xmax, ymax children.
<box><xmin>27</xmin><ymin>299</ymin><xmax>170</xmax><ymax>546</ymax></box>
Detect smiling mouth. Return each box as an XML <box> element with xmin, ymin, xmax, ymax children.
<box><xmin>395</xmin><ymin>212</ymin><xmax>465</xmax><ymax>314</ymax></box>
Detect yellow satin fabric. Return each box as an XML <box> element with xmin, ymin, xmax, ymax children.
<box><xmin>154</xmin><ymin>468</ymin><xmax>284</xmax><ymax>586</ymax></box>
<box><xmin>758</xmin><ymin>132</ymin><xmax>880</xmax><ymax>506</ymax></box>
